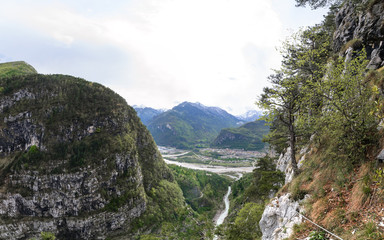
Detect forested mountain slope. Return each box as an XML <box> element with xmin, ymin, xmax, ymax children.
<box><xmin>0</xmin><ymin>62</ymin><xmax>213</xmax><ymax>239</ymax></box>
<box><xmin>212</xmin><ymin>120</ymin><xmax>269</xmax><ymax>151</ymax></box>
<box><xmin>147</xmin><ymin>102</ymin><xmax>241</xmax><ymax>149</ymax></box>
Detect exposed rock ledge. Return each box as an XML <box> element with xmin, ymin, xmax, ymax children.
<box><xmin>259</xmin><ymin>193</ymin><xmax>303</xmax><ymax>240</ymax></box>
<box><xmin>260</xmin><ymin>146</ymin><xmax>310</xmax><ymax>240</ymax></box>
<box><xmin>276</xmin><ymin>146</ymin><xmax>309</xmax><ymax>184</ymax></box>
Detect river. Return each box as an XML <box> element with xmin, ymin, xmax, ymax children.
<box><xmin>163</xmin><ymin>159</ymin><xmax>254</xmax><ymax>176</ymax></box>
<box><xmin>164</xmin><ymin>158</ymin><xmax>252</xmax><ymax>239</ymax></box>
<box><xmin>215</xmin><ymin>186</ymin><xmax>231</xmax><ymax>226</ymax></box>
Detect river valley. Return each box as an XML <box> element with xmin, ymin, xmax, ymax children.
<box><xmin>160</xmin><ymin>146</ymin><xmax>262</xmax><ymax>236</ymax></box>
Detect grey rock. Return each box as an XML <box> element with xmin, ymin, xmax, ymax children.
<box><xmin>0</xmin><ymin>83</ymin><xmax>162</xmax><ymax>239</ymax></box>
<box><xmin>334</xmin><ymin>1</ymin><xmax>384</xmax><ymax>69</ymax></box>
<box><xmin>377</xmin><ymin>149</ymin><xmax>384</xmax><ymax>160</ymax></box>
<box><xmin>259</xmin><ymin>193</ymin><xmax>302</xmax><ymax>240</ymax></box>
<box><xmin>261</xmin><ymin>146</ymin><xmax>310</xmax><ymax>239</ymax></box>
<box><xmin>275</xmin><ymin>146</ymin><xmax>308</xmax><ymax>184</ymax></box>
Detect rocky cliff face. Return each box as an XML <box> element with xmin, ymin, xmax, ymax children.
<box><xmin>259</xmin><ymin>146</ymin><xmax>309</xmax><ymax>240</ymax></box>
<box><xmin>0</xmin><ymin>73</ymin><xmax>173</xmax><ymax>239</ymax></box>
<box><xmin>275</xmin><ymin>146</ymin><xmax>309</xmax><ymax>185</ymax></box>
<box><xmin>334</xmin><ymin>0</ymin><xmax>384</xmax><ymax>69</ymax></box>
<box><xmin>259</xmin><ymin>193</ymin><xmax>304</xmax><ymax>240</ymax></box>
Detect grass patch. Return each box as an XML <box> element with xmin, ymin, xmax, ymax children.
<box><xmin>341</xmin><ymin>39</ymin><xmax>363</xmax><ymax>52</ymax></box>
<box><xmin>0</xmin><ymin>61</ymin><xmax>37</xmax><ymax>78</ymax></box>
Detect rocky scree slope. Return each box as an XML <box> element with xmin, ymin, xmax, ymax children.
<box><xmin>0</xmin><ymin>70</ymin><xmax>174</xmax><ymax>239</ymax></box>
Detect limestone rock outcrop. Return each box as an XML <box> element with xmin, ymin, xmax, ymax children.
<box><xmin>334</xmin><ymin>0</ymin><xmax>384</xmax><ymax>69</ymax></box>
<box><xmin>275</xmin><ymin>146</ymin><xmax>309</xmax><ymax>184</ymax></box>
<box><xmin>0</xmin><ymin>73</ymin><xmax>172</xmax><ymax>239</ymax></box>
<box><xmin>259</xmin><ymin>193</ymin><xmax>303</xmax><ymax>240</ymax></box>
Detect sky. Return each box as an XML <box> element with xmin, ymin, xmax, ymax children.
<box><xmin>0</xmin><ymin>0</ymin><xmax>328</xmax><ymax>115</ymax></box>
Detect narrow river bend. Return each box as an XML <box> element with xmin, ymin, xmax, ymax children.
<box><xmin>164</xmin><ymin>158</ymin><xmax>252</xmax><ymax>238</ymax></box>
<box><xmin>215</xmin><ymin>186</ymin><xmax>231</xmax><ymax>226</ymax></box>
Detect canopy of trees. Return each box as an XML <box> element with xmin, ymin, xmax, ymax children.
<box><xmin>258</xmin><ymin>22</ymin><xmax>383</xmax><ymax>171</ymax></box>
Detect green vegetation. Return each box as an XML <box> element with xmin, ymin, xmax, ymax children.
<box><xmin>341</xmin><ymin>38</ymin><xmax>363</xmax><ymax>52</ymax></box>
<box><xmin>212</xmin><ymin>120</ymin><xmax>269</xmax><ymax>150</ymax></box>
<box><xmin>0</xmin><ymin>61</ymin><xmax>37</xmax><ymax>78</ymax></box>
<box><xmin>131</xmin><ymin>167</ymin><xmax>230</xmax><ymax>239</ymax></box>
<box><xmin>308</xmin><ymin>231</ymin><xmax>326</xmax><ymax>240</ymax></box>
<box><xmin>0</xmin><ymin>73</ymin><xmax>142</xmax><ymax>177</ymax></box>
<box><xmin>147</xmin><ymin>102</ymin><xmax>239</xmax><ymax>149</ymax></box>
<box><xmin>0</xmin><ymin>70</ymin><xmax>201</xmax><ymax>238</ymax></box>
<box><xmin>296</xmin><ymin>0</ymin><xmax>383</xmax><ymax>13</ymax></box>
<box><xmin>40</xmin><ymin>232</ymin><xmax>56</xmax><ymax>240</ymax></box>
<box><xmin>358</xmin><ymin>221</ymin><xmax>383</xmax><ymax>240</ymax></box>
<box><xmin>218</xmin><ymin>156</ymin><xmax>284</xmax><ymax>239</ymax></box>
<box><xmin>258</xmin><ymin>4</ymin><xmax>384</xmax><ymax>238</ymax></box>
<box><xmin>223</xmin><ymin>202</ymin><xmax>264</xmax><ymax>240</ymax></box>
<box><xmin>169</xmin><ymin>165</ymin><xmax>231</xmax><ymax>218</ymax></box>
<box><xmin>29</xmin><ymin>232</ymin><xmax>56</xmax><ymax>240</ymax></box>
<box><xmin>259</xmin><ymin>25</ymin><xmax>331</xmax><ymax>175</ymax></box>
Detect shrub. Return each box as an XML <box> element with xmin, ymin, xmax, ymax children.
<box><xmin>309</xmin><ymin>231</ymin><xmax>326</xmax><ymax>240</ymax></box>
<box><xmin>341</xmin><ymin>39</ymin><xmax>363</xmax><ymax>52</ymax></box>
<box><xmin>41</xmin><ymin>232</ymin><xmax>56</xmax><ymax>240</ymax></box>
<box><xmin>361</xmin><ymin>221</ymin><xmax>383</xmax><ymax>239</ymax></box>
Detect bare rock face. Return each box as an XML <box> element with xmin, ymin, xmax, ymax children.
<box><xmin>260</xmin><ymin>146</ymin><xmax>310</xmax><ymax>240</ymax></box>
<box><xmin>0</xmin><ymin>74</ymin><xmax>172</xmax><ymax>239</ymax></box>
<box><xmin>275</xmin><ymin>146</ymin><xmax>308</xmax><ymax>184</ymax></box>
<box><xmin>275</xmin><ymin>148</ymin><xmax>293</xmax><ymax>184</ymax></box>
<box><xmin>259</xmin><ymin>193</ymin><xmax>302</xmax><ymax>240</ymax></box>
<box><xmin>333</xmin><ymin>0</ymin><xmax>384</xmax><ymax>69</ymax></box>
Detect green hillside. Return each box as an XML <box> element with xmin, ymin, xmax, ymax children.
<box><xmin>0</xmin><ymin>67</ymin><xmax>214</xmax><ymax>239</ymax></box>
<box><xmin>212</xmin><ymin>120</ymin><xmax>269</xmax><ymax>150</ymax></box>
<box><xmin>0</xmin><ymin>61</ymin><xmax>37</xmax><ymax>77</ymax></box>
<box><xmin>147</xmin><ymin>102</ymin><xmax>240</xmax><ymax>149</ymax></box>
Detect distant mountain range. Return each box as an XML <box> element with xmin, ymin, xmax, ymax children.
<box><xmin>236</xmin><ymin>110</ymin><xmax>263</xmax><ymax>122</ymax></box>
<box><xmin>212</xmin><ymin>120</ymin><xmax>269</xmax><ymax>151</ymax></box>
<box><xmin>133</xmin><ymin>106</ymin><xmax>165</xmax><ymax>125</ymax></box>
<box><xmin>134</xmin><ymin>102</ymin><xmax>268</xmax><ymax>149</ymax></box>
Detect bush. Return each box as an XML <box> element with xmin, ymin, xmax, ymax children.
<box><xmin>309</xmin><ymin>231</ymin><xmax>326</xmax><ymax>240</ymax></box>
<box><xmin>225</xmin><ymin>203</ymin><xmax>264</xmax><ymax>240</ymax></box>
<box><xmin>41</xmin><ymin>232</ymin><xmax>56</xmax><ymax>240</ymax></box>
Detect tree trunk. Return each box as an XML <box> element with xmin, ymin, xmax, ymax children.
<box><xmin>289</xmin><ymin>121</ymin><xmax>299</xmax><ymax>176</ymax></box>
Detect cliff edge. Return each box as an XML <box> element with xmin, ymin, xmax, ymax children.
<box><xmin>0</xmin><ymin>63</ymin><xmax>174</xmax><ymax>239</ymax></box>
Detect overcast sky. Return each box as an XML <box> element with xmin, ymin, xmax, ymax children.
<box><xmin>0</xmin><ymin>0</ymin><xmax>328</xmax><ymax>115</ymax></box>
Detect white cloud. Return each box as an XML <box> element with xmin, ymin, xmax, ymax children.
<box><xmin>102</xmin><ymin>0</ymin><xmax>285</xmax><ymax>114</ymax></box>
<box><xmin>0</xmin><ymin>0</ymin><xmax>327</xmax><ymax>115</ymax></box>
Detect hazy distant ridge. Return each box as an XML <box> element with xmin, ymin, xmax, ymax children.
<box><xmin>146</xmin><ymin>102</ymin><xmax>241</xmax><ymax>149</ymax></box>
